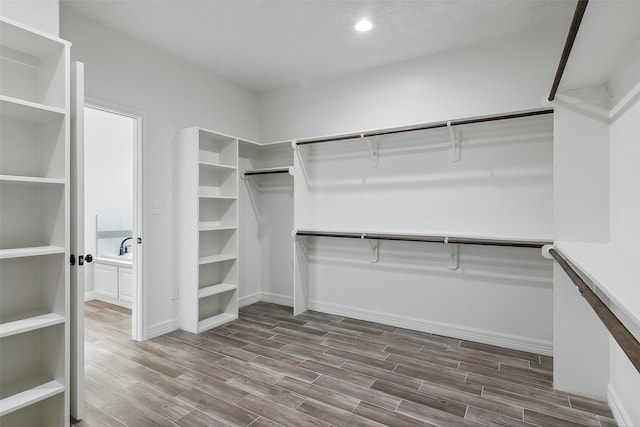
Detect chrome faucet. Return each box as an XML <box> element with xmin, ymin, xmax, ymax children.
<box><xmin>119</xmin><ymin>237</ymin><xmax>133</xmax><ymax>255</ymax></box>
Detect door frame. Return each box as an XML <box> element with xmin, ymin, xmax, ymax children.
<box><xmin>85</xmin><ymin>97</ymin><xmax>147</xmax><ymax>341</ymax></box>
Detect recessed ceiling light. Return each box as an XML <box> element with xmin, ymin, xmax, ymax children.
<box><xmin>355</xmin><ymin>19</ymin><xmax>373</xmax><ymax>32</ymax></box>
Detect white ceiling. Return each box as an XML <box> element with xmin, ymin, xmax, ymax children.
<box><xmin>61</xmin><ymin>0</ymin><xmax>577</xmax><ymax>93</ymax></box>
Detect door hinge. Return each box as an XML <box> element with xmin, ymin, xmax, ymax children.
<box><xmin>137</xmin><ymin>237</ymin><xmax>142</xmax><ymax>244</ymax></box>
<box><xmin>70</xmin><ymin>254</ymin><xmax>76</xmax><ymax>266</ymax></box>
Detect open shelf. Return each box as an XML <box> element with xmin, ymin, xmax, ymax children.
<box><xmin>0</xmin><ymin>181</ymin><xmax>65</xmax><ymax>250</ymax></box>
<box><xmin>198</xmin><ymin>187</ymin><xmax>237</xmax><ymax>199</ymax></box>
<box><xmin>198</xmin><ymin>254</ymin><xmax>237</xmax><ymax>265</ymax></box>
<box><xmin>199</xmin><ymin>197</ymin><xmax>236</xmax><ymax>227</ymax></box>
<box><xmin>0</xmin><ymin>377</ymin><xmax>64</xmax><ymax>417</ymax></box>
<box><xmin>0</xmin><ymin>18</ymin><xmax>69</xmax><ymax>109</ymax></box>
<box><xmin>198</xmin><ymin>129</ymin><xmax>237</xmax><ymax>167</ymax></box>
<box><xmin>199</xmin><ymin>160</ymin><xmax>236</xmax><ymax>171</ymax></box>
<box><xmin>198</xmin><ymin>223</ymin><xmax>237</xmax><ymax>232</ymax></box>
<box><xmin>0</xmin><ymin>175</ymin><xmax>65</xmax><ymax>185</ymax></box>
<box><xmin>0</xmin><ymin>246</ymin><xmax>65</xmax><ymax>260</ymax></box>
<box><xmin>198</xmin><ymin>283</ymin><xmax>237</xmax><ymax>299</ymax></box>
<box><xmin>0</xmin><ymin>312</ymin><xmax>65</xmax><ymax>339</ymax></box>
<box><xmin>1</xmin><ymin>99</ymin><xmax>66</xmax><ymax>180</ymax></box>
<box><xmin>0</xmin><ymin>390</ymin><xmax>64</xmax><ymax>424</ymax></box>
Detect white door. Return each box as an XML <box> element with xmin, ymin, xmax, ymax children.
<box><xmin>70</xmin><ymin>61</ymin><xmax>87</xmax><ymax>420</ymax></box>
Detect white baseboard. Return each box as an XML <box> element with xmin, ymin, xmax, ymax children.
<box><xmin>147</xmin><ymin>317</ymin><xmax>179</xmax><ymax>339</ymax></box>
<box><xmin>260</xmin><ymin>292</ymin><xmax>294</xmax><ymax>307</ymax></box>
<box><xmin>239</xmin><ymin>292</ymin><xmax>262</xmax><ymax>308</ymax></box>
<box><xmin>84</xmin><ymin>291</ymin><xmax>96</xmax><ymax>302</ymax></box>
<box><xmin>608</xmin><ymin>384</ymin><xmax>632</xmax><ymax>426</ymax></box>
<box><xmin>308</xmin><ymin>299</ymin><xmax>553</xmax><ymax>356</ymax></box>
<box><xmin>239</xmin><ymin>292</ymin><xmax>294</xmax><ymax>308</ymax></box>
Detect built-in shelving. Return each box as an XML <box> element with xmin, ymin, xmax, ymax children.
<box><xmin>0</xmin><ymin>17</ymin><xmax>70</xmax><ymax>425</ymax></box>
<box><xmin>176</xmin><ymin>127</ymin><xmax>239</xmax><ymax>333</ymax></box>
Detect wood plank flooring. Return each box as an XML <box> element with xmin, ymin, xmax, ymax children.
<box><xmin>74</xmin><ymin>300</ymin><xmax>617</xmax><ymax>427</ymax></box>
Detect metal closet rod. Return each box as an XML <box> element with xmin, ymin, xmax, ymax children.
<box><xmin>548</xmin><ymin>0</ymin><xmax>589</xmax><ymax>102</ymax></box>
<box><xmin>244</xmin><ymin>170</ymin><xmax>290</xmax><ymax>176</ymax></box>
<box><xmin>294</xmin><ymin>109</ymin><xmax>554</xmax><ymax>146</ymax></box>
<box><xmin>296</xmin><ymin>230</ymin><xmax>551</xmax><ymax>248</ymax></box>
<box><xmin>548</xmin><ymin>248</ymin><xmax>640</xmax><ymax>374</ymax></box>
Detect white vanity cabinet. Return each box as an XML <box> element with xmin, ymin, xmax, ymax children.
<box><xmin>93</xmin><ymin>259</ymin><xmax>132</xmax><ymax>308</ymax></box>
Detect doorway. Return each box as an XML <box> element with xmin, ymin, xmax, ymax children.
<box><xmin>83</xmin><ymin>104</ymin><xmax>143</xmax><ymax>340</ymax></box>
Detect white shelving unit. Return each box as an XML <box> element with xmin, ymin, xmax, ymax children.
<box><xmin>0</xmin><ymin>17</ymin><xmax>70</xmax><ymax>425</ymax></box>
<box><xmin>176</xmin><ymin>128</ymin><xmax>239</xmax><ymax>333</ymax></box>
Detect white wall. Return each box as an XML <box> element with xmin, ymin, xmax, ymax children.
<box><xmin>607</xmin><ymin>73</ymin><xmax>640</xmax><ymax>425</ymax></box>
<box><xmin>259</xmin><ymin>24</ymin><xmax>565</xmax><ymax>143</ymax></box>
<box><xmin>60</xmin><ymin>6</ymin><xmax>260</xmax><ymax>333</ymax></box>
<box><xmin>0</xmin><ymin>0</ymin><xmax>59</xmax><ymax>36</ymax></box>
<box><xmin>84</xmin><ymin>107</ymin><xmax>134</xmax><ymax>293</ymax></box>
<box><xmin>238</xmin><ymin>143</ymin><xmax>294</xmax><ymax>307</ymax></box>
<box><xmin>293</xmin><ymin>114</ymin><xmax>555</xmax><ymax>354</ymax></box>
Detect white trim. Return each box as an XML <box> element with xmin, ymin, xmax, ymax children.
<box><xmin>85</xmin><ymin>97</ymin><xmax>147</xmax><ymax>341</ymax></box>
<box><xmin>147</xmin><ymin>318</ymin><xmax>179</xmax><ymax>339</ymax></box>
<box><xmin>238</xmin><ymin>292</ymin><xmax>262</xmax><ymax>308</ymax></box>
<box><xmin>84</xmin><ymin>291</ymin><xmax>96</xmax><ymax>302</ymax></box>
<box><xmin>307</xmin><ymin>299</ymin><xmax>553</xmax><ymax>356</ymax></box>
<box><xmin>608</xmin><ymin>384</ymin><xmax>633</xmax><ymax>427</ymax></box>
<box><xmin>239</xmin><ymin>292</ymin><xmax>295</xmax><ymax>308</ymax></box>
<box><xmin>610</xmin><ymin>79</ymin><xmax>640</xmax><ymax>121</ymax></box>
<box><xmin>260</xmin><ymin>292</ymin><xmax>294</xmax><ymax>307</ymax></box>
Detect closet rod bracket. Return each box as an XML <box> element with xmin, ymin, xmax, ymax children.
<box><xmin>447</xmin><ymin>121</ymin><xmax>461</xmax><ymax>163</ymax></box>
<box><xmin>362</xmin><ymin>134</ymin><xmax>379</xmax><ymax>168</ymax></box>
<box><xmin>365</xmin><ymin>235</ymin><xmax>379</xmax><ymax>263</ymax></box>
<box><xmin>444</xmin><ymin>237</ymin><xmax>459</xmax><ymax>270</ymax></box>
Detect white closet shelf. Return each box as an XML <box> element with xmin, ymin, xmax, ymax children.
<box><xmin>0</xmin><ymin>175</ymin><xmax>65</xmax><ymax>185</ymax></box>
<box><xmin>0</xmin><ymin>377</ymin><xmax>64</xmax><ymax>417</ymax></box>
<box><xmin>198</xmin><ymin>313</ymin><xmax>238</xmax><ymax>332</ymax></box>
<box><xmin>0</xmin><ymin>96</ymin><xmax>66</xmax><ymax>122</ymax></box>
<box><xmin>198</xmin><ymin>223</ymin><xmax>237</xmax><ymax>232</ymax></box>
<box><xmin>198</xmin><ymin>283</ymin><xmax>237</xmax><ymax>299</ymax></box>
<box><xmin>554</xmin><ymin>241</ymin><xmax>640</xmax><ymax>337</ymax></box>
<box><xmin>198</xmin><ymin>187</ymin><xmax>236</xmax><ymax>199</ymax></box>
<box><xmin>199</xmin><ymin>160</ymin><xmax>236</xmax><ymax>170</ymax></box>
<box><xmin>0</xmin><ymin>312</ymin><xmax>65</xmax><ymax>338</ymax></box>
<box><xmin>198</xmin><ymin>254</ymin><xmax>237</xmax><ymax>265</ymax></box>
<box><xmin>0</xmin><ymin>246</ymin><xmax>65</xmax><ymax>260</ymax></box>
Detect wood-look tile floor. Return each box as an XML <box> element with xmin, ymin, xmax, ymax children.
<box><xmin>74</xmin><ymin>300</ymin><xmax>617</xmax><ymax>427</ymax></box>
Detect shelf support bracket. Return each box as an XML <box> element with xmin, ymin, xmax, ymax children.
<box><xmin>447</xmin><ymin>121</ymin><xmax>461</xmax><ymax>163</ymax></box>
<box><xmin>444</xmin><ymin>237</ymin><xmax>459</xmax><ymax>270</ymax></box>
<box><xmin>362</xmin><ymin>134</ymin><xmax>379</xmax><ymax>168</ymax></box>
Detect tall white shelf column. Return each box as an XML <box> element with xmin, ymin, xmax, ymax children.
<box><xmin>0</xmin><ymin>17</ymin><xmax>71</xmax><ymax>425</ymax></box>
<box><xmin>176</xmin><ymin>128</ymin><xmax>239</xmax><ymax>333</ymax></box>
